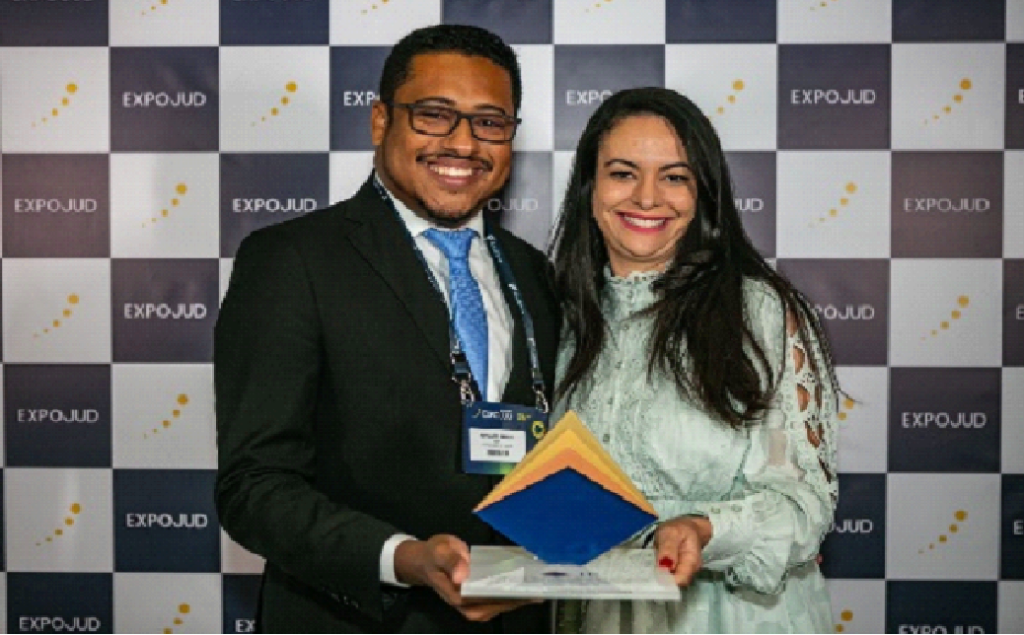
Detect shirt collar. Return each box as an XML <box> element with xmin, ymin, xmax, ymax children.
<box><xmin>374</xmin><ymin>174</ymin><xmax>486</xmax><ymax>238</ymax></box>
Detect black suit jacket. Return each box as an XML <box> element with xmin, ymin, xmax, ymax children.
<box><xmin>215</xmin><ymin>178</ymin><xmax>560</xmax><ymax>633</ymax></box>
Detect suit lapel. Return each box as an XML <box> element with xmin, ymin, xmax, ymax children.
<box><xmin>343</xmin><ymin>179</ymin><xmax>451</xmax><ymax>372</ymax></box>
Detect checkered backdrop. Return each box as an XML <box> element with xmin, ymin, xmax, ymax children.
<box><xmin>0</xmin><ymin>0</ymin><xmax>1022</xmax><ymax>632</ymax></box>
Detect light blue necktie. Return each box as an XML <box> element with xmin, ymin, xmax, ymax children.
<box><xmin>423</xmin><ymin>228</ymin><xmax>489</xmax><ymax>400</ymax></box>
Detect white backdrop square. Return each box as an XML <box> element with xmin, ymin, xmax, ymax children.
<box><xmin>113</xmin><ymin>573</ymin><xmax>222</xmax><ymax>634</ymax></box>
<box><xmin>512</xmin><ymin>45</ymin><xmax>555</xmax><ymax>151</ymax></box>
<box><xmin>328</xmin><ymin>152</ymin><xmax>375</xmax><ymax>205</ymax></box>
<box><xmin>554</xmin><ymin>0</ymin><xmax>665</xmax><ymax>44</ymax></box>
<box><xmin>999</xmin><ymin>582</ymin><xmax>1024</xmax><ymax>633</ymax></box>
<box><xmin>1005</xmin><ymin>152</ymin><xmax>1024</xmax><ymax>257</ymax></box>
<box><xmin>219</xmin><ymin>47</ymin><xmax>331</xmax><ymax>152</ymax></box>
<box><xmin>112</xmin><ymin>364</ymin><xmax>216</xmax><ymax>470</ymax></box>
<box><xmin>219</xmin><ymin>258</ymin><xmax>235</xmax><ymax>306</ymax></box>
<box><xmin>551</xmin><ymin>150</ymin><xmax>576</xmax><ymax>228</ymax></box>
<box><xmin>329</xmin><ymin>0</ymin><xmax>441</xmax><ymax>46</ymax></box>
<box><xmin>833</xmin><ymin>366</ymin><xmax>889</xmax><ymax>474</ymax></box>
<box><xmin>886</xmin><ymin>473</ymin><xmax>1000</xmax><ymax>580</ymax></box>
<box><xmin>220</xmin><ymin>531</ymin><xmax>265</xmax><ymax>575</ymax></box>
<box><xmin>889</xmin><ymin>259</ymin><xmax>1003</xmax><ymax>368</ymax></box>
<box><xmin>109</xmin><ymin>0</ymin><xmax>220</xmax><ymax>47</ymax></box>
<box><xmin>776</xmin><ymin>151</ymin><xmax>891</xmax><ymax>258</ymax></box>
<box><xmin>0</xmin><ymin>48</ymin><xmax>110</xmax><ymax>153</ymax></box>
<box><xmin>110</xmin><ymin>153</ymin><xmax>220</xmax><ymax>259</ymax></box>
<box><xmin>826</xmin><ymin>579</ymin><xmax>887</xmax><ymax>634</ymax></box>
<box><xmin>2</xmin><ymin>259</ymin><xmax>112</xmax><ymax>363</ymax></box>
<box><xmin>5</xmin><ymin>468</ymin><xmax>113</xmax><ymax>573</ymax></box>
<box><xmin>665</xmin><ymin>45</ymin><xmax>778</xmax><ymax>151</ymax></box>
<box><xmin>1003</xmin><ymin>369</ymin><xmax>1024</xmax><ymax>474</ymax></box>
<box><xmin>892</xmin><ymin>44</ymin><xmax>1006</xmax><ymax>150</ymax></box>
<box><xmin>1009</xmin><ymin>1</ymin><xmax>1024</xmax><ymax>42</ymax></box>
<box><xmin>778</xmin><ymin>0</ymin><xmax>893</xmax><ymax>44</ymax></box>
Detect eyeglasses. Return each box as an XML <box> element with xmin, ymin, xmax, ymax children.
<box><xmin>388</xmin><ymin>101</ymin><xmax>520</xmax><ymax>143</ymax></box>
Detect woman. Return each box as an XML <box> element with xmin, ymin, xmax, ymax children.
<box><xmin>549</xmin><ymin>87</ymin><xmax>840</xmax><ymax>633</ymax></box>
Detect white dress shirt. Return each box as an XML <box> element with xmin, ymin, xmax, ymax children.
<box><xmin>376</xmin><ymin>180</ymin><xmax>515</xmax><ymax>585</ymax></box>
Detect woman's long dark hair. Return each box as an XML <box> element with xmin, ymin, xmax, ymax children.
<box><xmin>549</xmin><ymin>87</ymin><xmax>839</xmax><ymax>428</ymax></box>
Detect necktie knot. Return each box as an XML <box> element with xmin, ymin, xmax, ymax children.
<box><xmin>423</xmin><ymin>228</ymin><xmax>476</xmax><ymax>262</ymax></box>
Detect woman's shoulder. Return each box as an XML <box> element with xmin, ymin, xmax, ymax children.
<box><xmin>740</xmin><ymin>276</ymin><xmax>786</xmax><ymax>320</ymax></box>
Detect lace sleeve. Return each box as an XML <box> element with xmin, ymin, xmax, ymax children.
<box><xmin>693</xmin><ymin>283</ymin><xmax>839</xmax><ymax>595</ymax></box>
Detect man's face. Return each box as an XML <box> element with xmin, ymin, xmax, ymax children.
<box><xmin>372</xmin><ymin>52</ymin><xmax>515</xmax><ymax>227</ymax></box>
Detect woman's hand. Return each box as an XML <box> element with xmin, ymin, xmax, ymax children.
<box><xmin>653</xmin><ymin>515</ymin><xmax>714</xmax><ymax>586</ymax></box>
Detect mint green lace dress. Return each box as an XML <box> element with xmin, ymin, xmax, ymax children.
<box><xmin>554</xmin><ymin>270</ymin><xmax>838</xmax><ymax>634</ymax></box>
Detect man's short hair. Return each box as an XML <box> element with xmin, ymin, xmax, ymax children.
<box><xmin>379</xmin><ymin>24</ymin><xmax>522</xmax><ymax>112</ymax></box>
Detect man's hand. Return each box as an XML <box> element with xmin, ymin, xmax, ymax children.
<box><xmin>394</xmin><ymin>535</ymin><xmax>538</xmax><ymax>622</ymax></box>
<box><xmin>653</xmin><ymin>516</ymin><xmax>713</xmax><ymax>586</ymax></box>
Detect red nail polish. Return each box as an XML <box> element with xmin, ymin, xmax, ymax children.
<box><xmin>658</xmin><ymin>557</ymin><xmax>674</xmax><ymax>569</ymax></box>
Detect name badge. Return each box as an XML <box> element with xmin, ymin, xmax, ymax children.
<box><xmin>462</xmin><ymin>401</ymin><xmax>548</xmax><ymax>475</ymax></box>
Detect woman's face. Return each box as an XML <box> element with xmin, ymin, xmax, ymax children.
<box><xmin>591</xmin><ymin>115</ymin><xmax>698</xmax><ymax>278</ymax></box>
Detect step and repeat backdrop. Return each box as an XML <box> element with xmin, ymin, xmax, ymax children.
<box><xmin>1</xmin><ymin>0</ymin><xmax>1022</xmax><ymax>632</ymax></box>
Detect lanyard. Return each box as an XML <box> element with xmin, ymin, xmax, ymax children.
<box><xmin>371</xmin><ymin>176</ymin><xmax>549</xmax><ymax>412</ymax></box>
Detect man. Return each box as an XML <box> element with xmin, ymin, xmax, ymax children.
<box><xmin>215</xmin><ymin>24</ymin><xmax>559</xmax><ymax>633</ymax></box>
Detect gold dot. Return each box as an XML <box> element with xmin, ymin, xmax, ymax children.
<box><xmin>68</xmin><ymin>294</ymin><xmax>80</xmax><ymax>304</ymax></box>
<box><xmin>829</xmin><ymin>209</ymin><xmax>838</xmax><ymax>217</ymax></box>
<box><xmin>162</xmin><ymin>0</ymin><xmax>168</xmax><ymax>3</ymax></box>
<box><xmin>950</xmin><ymin>524</ymin><xmax>959</xmax><ymax>533</ymax></box>
<box><xmin>285</xmin><ymin>81</ymin><xmax>298</xmax><ymax>92</ymax></box>
<box><xmin>171</xmin><ymin>198</ymin><xmax>180</xmax><ymax>206</ymax></box>
<box><xmin>955</xmin><ymin>510</ymin><xmax>967</xmax><ymax>521</ymax></box>
<box><xmin>44</xmin><ymin>329</ymin><xmax>50</xmax><ymax>334</ymax></box>
<box><xmin>53</xmin><ymin>320</ymin><xmax>61</xmax><ymax>328</ymax></box>
<box><xmin>262</xmin><ymin>117</ymin><xmax>266</xmax><ymax>121</ymax></box>
<box><xmin>46</xmin><ymin>537</ymin><xmax>53</xmax><ymax>542</ymax></box>
<box><xmin>162</xmin><ymin>209</ymin><xmax>169</xmax><ymax>217</ymax></box>
<box><xmin>960</xmin><ymin>78</ymin><xmax>972</xmax><ymax>90</ymax></box>
<box><xmin>178</xmin><ymin>394</ymin><xmax>189</xmax><ymax>405</ymax></box>
<box><xmin>153</xmin><ymin>428</ymin><xmax>159</xmax><ymax>434</ymax></box>
<box><xmin>934</xmin><ymin>115</ymin><xmax>940</xmax><ymax>120</ymax></box>
<box><xmin>62</xmin><ymin>97</ymin><xmax>70</xmax><ymax>106</ymax></box>
<box><xmin>841</xmin><ymin>610</ymin><xmax>853</xmax><ymax>621</ymax></box>
<box><xmin>929</xmin><ymin>543</ymin><xmax>934</xmax><ymax>549</ymax></box>
<box><xmin>52</xmin><ymin>108</ymin><xmax>59</xmax><ymax>116</ymax></box>
<box><xmin>716</xmin><ymin>107</ymin><xmax>724</xmax><ymax>114</ymax></box>
<box><xmin>163</xmin><ymin>629</ymin><xmax>172</xmax><ymax>635</ymax></box>
<box><xmin>163</xmin><ymin>420</ymin><xmax>171</xmax><ymax>428</ymax></box>
<box><xmin>70</xmin><ymin>503</ymin><xmax>82</xmax><ymax>514</ymax></box>
<box><xmin>55</xmin><ymin>529</ymin><xmax>63</xmax><ymax>536</ymax></box>
<box><xmin>843</xmin><ymin>398</ymin><xmax>855</xmax><ymax>409</ymax></box>
<box><xmin>42</xmin><ymin>117</ymin><xmax>48</xmax><ymax>122</ymax></box>
<box><xmin>179</xmin><ymin>604</ymin><xmax>190</xmax><ymax>614</ymax></box>
<box><xmin>271</xmin><ymin>108</ymin><xmax>279</xmax><ymax>116</ymax></box>
<box><xmin>67</xmin><ymin>83</ymin><xmax>78</xmax><ymax>94</ymax></box>
<box><xmin>727</xmin><ymin>95</ymin><xmax>736</xmax><ymax>103</ymax></box>
<box><xmin>953</xmin><ymin>94</ymin><xmax>963</xmax><ymax>102</ymax></box>
<box><xmin>940</xmin><ymin>321</ymin><xmax>949</xmax><ymax>329</ymax></box>
<box><xmin>836</xmin><ymin>626</ymin><xmax>844</xmax><ymax>633</ymax></box>
<box><xmin>957</xmin><ymin>295</ymin><xmax>969</xmax><ymax>307</ymax></box>
<box><xmin>65</xmin><ymin>517</ymin><xmax>75</xmax><ymax>526</ymax></box>
<box><xmin>931</xmin><ymin>329</ymin><xmax>937</xmax><ymax>336</ymax></box>
<box><xmin>282</xmin><ymin>96</ymin><xmax>290</xmax><ymax>105</ymax></box>
<box><xmin>837</xmin><ymin>412</ymin><xmax>847</xmax><ymax>420</ymax></box>
<box><xmin>939</xmin><ymin>535</ymin><xmax>947</xmax><ymax>542</ymax></box>
<box><xmin>840</xmin><ymin>197</ymin><xmax>849</xmax><ymax>206</ymax></box>
<box><xmin>943</xmin><ymin>105</ymin><xmax>951</xmax><ymax>113</ymax></box>
<box><xmin>733</xmin><ymin>80</ymin><xmax>745</xmax><ymax>91</ymax></box>
<box><xmin>64</xmin><ymin>309</ymin><xmax>72</xmax><ymax>318</ymax></box>
<box><xmin>176</xmin><ymin>183</ymin><xmax>188</xmax><ymax>195</ymax></box>
<box><xmin>952</xmin><ymin>310</ymin><xmax>961</xmax><ymax>319</ymax></box>
<box><xmin>172</xmin><ymin>409</ymin><xmax>181</xmax><ymax>418</ymax></box>
<box><xmin>173</xmin><ymin>618</ymin><xmax>182</xmax><ymax>625</ymax></box>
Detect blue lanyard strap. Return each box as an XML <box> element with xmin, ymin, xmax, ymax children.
<box><xmin>370</xmin><ymin>177</ymin><xmax>549</xmax><ymax>412</ymax></box>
